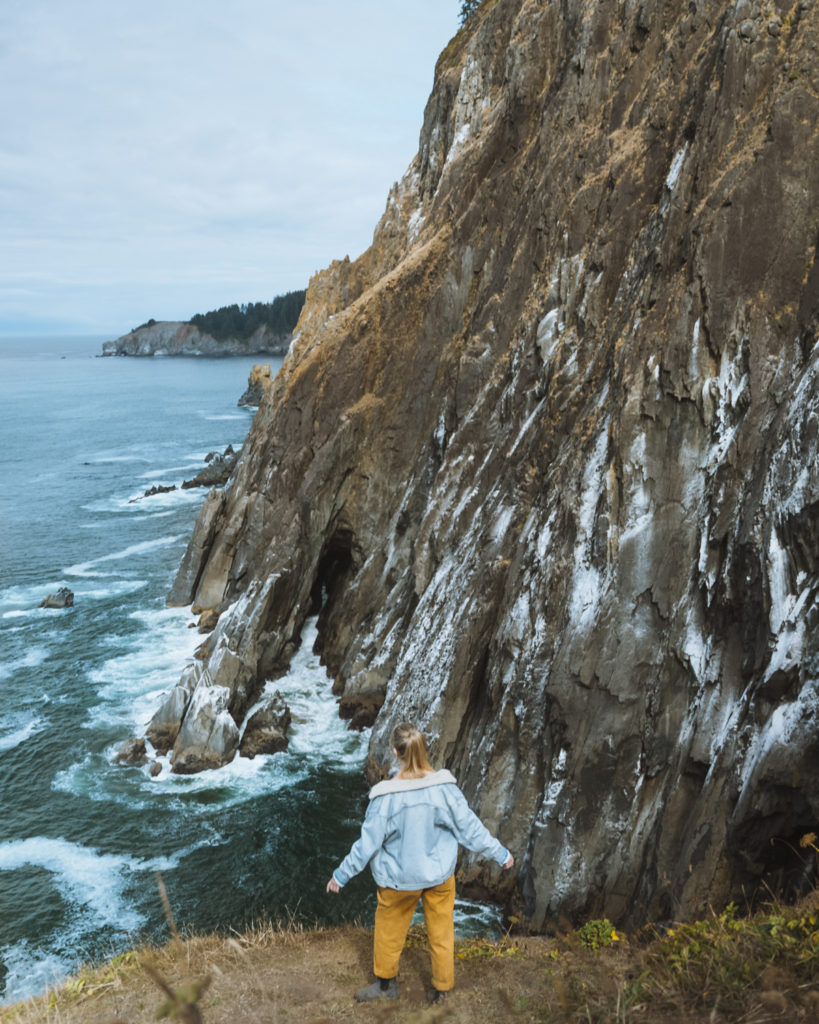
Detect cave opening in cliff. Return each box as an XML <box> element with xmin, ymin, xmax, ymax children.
<box><xmin>732</xmin><ymin>808</ymin><xmax>819</xmax><ymax>908</ymax></box>
<box><xmin>308</xmin><ymin>527</ymin><xmax>357</xmax><ymax>671</ymax></box>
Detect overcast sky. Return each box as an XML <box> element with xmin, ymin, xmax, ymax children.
<box><xmin>0</xmin><ymin>1</ymin><xmax>460</xmax><ymax>336</ymax></box>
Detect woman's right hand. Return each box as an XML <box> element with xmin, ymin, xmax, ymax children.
<box><xmin>503</xmin><ymin>854</ymin><xmax>514</xmax><ymax>870</ymax></box>
<box><xmin>326</xmin><ymin>876</ymin><xmax>341</xmax><ymax>894</ymax></box>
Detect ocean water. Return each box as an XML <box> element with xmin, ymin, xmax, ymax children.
<box><xmin>0</xmin><ymin>337</ymin><xmax>499</xmax><ymax>1004</ymax></box>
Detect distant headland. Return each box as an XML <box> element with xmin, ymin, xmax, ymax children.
<box><xmin>101</xmin><ymin>291</ymin><xmax>305</xmax><ymax>357</ymax></box>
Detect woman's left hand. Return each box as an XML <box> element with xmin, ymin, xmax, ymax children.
<box><xmin>326</xmin><ymin>877</ymin><xmax>341</xmax><ymax>894</ymax></box>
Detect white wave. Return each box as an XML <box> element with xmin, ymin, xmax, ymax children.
<box><xmin>65</xmin><ymin>536</ymin><xmax>183</xmax><ymax>577</ymax></box>
<box><xmin>126</xmin><ymin>489</ymin><xmax>204</xmax><ymax>511</ymax></box>
<box><xmin>137</xmin><ymin>463</ymin><xmax>204</xmax><ymax>480</ymax></box>
<box><xmin>0</xmin><ymin>583</ymin><xmax>63</xmax><ymax>611</ymax></box>
<box><xmin>201</xmin><ymin>414</ymin><xmax>246</xmax><ymax>421</ymax></box>
<box><xmin>273</xmin><ymin>618</ymin><xmax>369</xmax><ymax>767</ymax></box>
<box><xmin>0</xmin><ymin>837</ymin><xmax>144</xmax><ymax>933</ymax></box>
<box><xmin>0</xmin><ymin>715</ymin><xmax>45</xmax><ymax>752</ymax></box>
<box><xmin>0</xmin><ymin>833</ymin><xmax>225</xmax><ymax>1004</ymax></box>
<box><xmin>85</xmin><ymin>606</ymin><xmax>199</xmax><ymax>729</ymax></box>
<box><xmin>0</xmin><ymin>647</ymin><xmax>50</xmax><ymax>682</ymax></box>
<box><xmin>74</xmin><ymin>580</ymin><xmax>148</xmax><ymax>601</ymax></box>
<box><xmin>0</xmin><ymin>942</ymin><xmax>73</xmax><ymax>1006</ymax></box>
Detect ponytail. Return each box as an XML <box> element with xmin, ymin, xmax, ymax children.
<box><xmin>391</xmin><ymin>722</ymin><xmax>434</xmax><ymax>778</ymax></box>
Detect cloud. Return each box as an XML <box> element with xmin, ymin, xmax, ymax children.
<box><xmin>0</xmin><ymin>0</ymin><xmax>459</xmax><ymax>334</ymax></box>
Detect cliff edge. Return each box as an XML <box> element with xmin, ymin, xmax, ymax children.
<box><xmin>156</xmin><ymin>0</ymin><xmax>818</xmax><ymax>929</ymax></box>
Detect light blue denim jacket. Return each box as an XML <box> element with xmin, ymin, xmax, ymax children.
<box><xmin>332</xmin><ymin>770</ymin><xmax>510</xmax><ymax>891</ymax></box>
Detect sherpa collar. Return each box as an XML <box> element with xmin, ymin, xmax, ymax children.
<box><xmin>368</xmin><ymin>769</ymin><xmax>457</xmax><ymax>799</ymax></box>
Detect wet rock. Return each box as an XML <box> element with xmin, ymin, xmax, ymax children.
<box><xmin>197</xmin><ymin>607</ymin><xmax>220</xmax><ymax>633</ymax></box>
<box><xmin>115</xmin><ymin>737</ymin><xmax>148</xmax><ymax>765</ymax></box>
<box><xmin>145</xmin><ymin>663</ymin><xmax>200</xmax><ymax>754</ymax></box>
<box><xmin>181</xmin><ymin>446</ymin><xmax>238</xmax><ymax>489</ymax></box>
<box><xmin>239</xmin><ymin>691</ymin><xmax>291</xmax><ymax>758</ymax></box>
<box><xmin>130</xmin><ymin>483</ymin><xmax>177</xmax><ymax>502</ymax></box>
<box><xmin>149</xmin><ymin>760</ymin><xmax>163</xmax><ymax>777</ymax></box>
<box><xmin>171</xmin><ymin>682</ymin><xmax>239</xmax><ymax>774</ymax></box>
<box><xmin>39</xmin><ymin>588</ymin><xmax>74</xmax><ymax>609</ymax></box>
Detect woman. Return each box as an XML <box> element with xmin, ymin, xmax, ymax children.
<box><xmin>326</xmin><ymin>722</ymin><xmax>514</xmax><ymax>1003</ymax></box>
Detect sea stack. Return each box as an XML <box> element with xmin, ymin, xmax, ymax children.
<box><xmin>161</xmin><ymin>0</ymin><xmax>819</xmax><ymax>929</ymax></box>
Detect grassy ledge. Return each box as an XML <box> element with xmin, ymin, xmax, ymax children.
<box><xmin>2</xmin><ymin>890</ymin><xmax>818</xmax><ymax>1023</ymax></box>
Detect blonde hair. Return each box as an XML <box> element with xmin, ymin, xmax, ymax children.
<box><xmin>391</xmin><ymin>722</ymin><xmax>433</xmax><ymax>778</ymax></box>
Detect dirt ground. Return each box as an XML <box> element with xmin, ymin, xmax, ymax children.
<box><xmin>0</xmin><ymin>925</ymin><xmax>796</xmax><ymax>1024</ymax></box>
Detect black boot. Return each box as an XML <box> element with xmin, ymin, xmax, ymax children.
<box><xmin>354</xmin><ymin>976</ymin><xmax>399</xmax><ymax>1001</ymax></box>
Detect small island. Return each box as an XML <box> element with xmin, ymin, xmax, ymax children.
<box><xmin>101</xmin><ymin>291</ymin><xmax>305</xmax><ymax>357</ymax></box>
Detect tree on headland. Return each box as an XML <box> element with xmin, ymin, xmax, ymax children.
<box><xmin>188</xmin><ymin>290</ymin><xmax>306</xmax><ymax>341</ymax></box>
<box><xmin>459</xmin><ymin>0</ymin><xmax>482</xmax><ymax>25</ymax></box>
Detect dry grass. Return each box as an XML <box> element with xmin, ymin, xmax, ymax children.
<box><xmin>3</xmin><ymin>892</ymin><xmax>819</xmax><ymax>1023</ymax></box>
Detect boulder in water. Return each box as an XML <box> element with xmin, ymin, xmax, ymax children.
<box><xmin>181</xmin><ymin>445</ymin><xmax>238</xmax><ymax>490</ymax></box>
<box><xmin>144</xmin><ymin>662</ymin><xmax>201</xmax><ymax>754</ymax></box>
<box><xmin>115</xmin><ymin>737</ymin><xmax>148</xmax><ymax>765</ymax></box>
<box><xmin>239</xmin><ymin>691</ymin><xmax>291</xmax><ymax>758</ymax></box>
<box><xmin>171</xmin><ymin>681</ymin><xmax>239</xmax><ymax>774</ymax></box>
<box><xmin>39</xmin><ymin>588</ymin><xmax>74</xmax><ymax>609</ymax></box>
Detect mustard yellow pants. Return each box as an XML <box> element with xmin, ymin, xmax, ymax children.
<box><xmin>373</xmin><ymin>874</ymin><xmax>456</xmax><ymax>991</ymax></box>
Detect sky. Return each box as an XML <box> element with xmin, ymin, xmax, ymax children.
<box><xmin>0</xmin><ymin>1</ymin><xmax>461</xmax><ymax>336</ymax></box>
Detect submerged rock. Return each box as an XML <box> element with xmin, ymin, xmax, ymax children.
<box><xmin>162</xmin><ymin>0</ymin><xmax>819</xmax><ymax>929</ymax></box>
<box><xmin>115</xmin><ymin>737</ymin><xmax>148</xmax><ymax>766</ymax></box>
<box><xmin>39</xmin><ymin>588</ymin><xmax>74</xmax><ymax>609</ymax></box>
<box><xmin>239</xmin><ymin>691</ymin><xmax>291</xmax><ymax>758</ymax></box>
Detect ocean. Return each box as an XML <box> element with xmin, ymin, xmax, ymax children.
<box><xmin>0</xmin><ymin>336</ymin><xmax>499</xmax><ymax>1004</ymax></box>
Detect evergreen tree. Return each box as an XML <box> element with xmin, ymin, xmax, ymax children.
<box><xmin>459</xmin><ymin>0</ymin><xmax>481</xmax><ymax>25</ymax></box>
<box><xmin>188</xmin><ymin>289</ymin><xmax>306</xmax><ymax>341</ymax></box>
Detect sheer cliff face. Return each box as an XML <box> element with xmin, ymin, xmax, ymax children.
<box><xmin>169</xmin><ymin>0</ymin><xmax>819</xmax><ymax>927</ymax></box>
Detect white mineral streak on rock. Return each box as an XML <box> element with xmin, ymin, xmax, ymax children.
<box><xmin>664</xmin><ymin>143</ymin><xmax>689</xmax><ymax>192</ymax></box>
<box><xmin>568</xmin><ymin>427</ymin><xmax>608</xmax><ymax>627</ymax></box>
<box><xmin>158</xmin><ymin>0</ymin><xmax>819</xmax><ymax>931</ymax></box>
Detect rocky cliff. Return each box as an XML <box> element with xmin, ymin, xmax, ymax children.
<box><xmin>154</xmin><ymin>0</ymin><xmax>818</xmax><ymax>929</ymax></box>
<box><xmin>101</xmin><ymin>321</ymin><xmax>290</xmax><ymax>357</ymax></box>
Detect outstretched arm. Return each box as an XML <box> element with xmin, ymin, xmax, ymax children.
<box><xmin>326</xmin><ymin>800</ymin><xmax>388</xmax><ymax>892</ymax></box>
<box><xmin>445</xmin><ymin>786</ymin><xmax>511</xmax><ymax>866</ymax></box>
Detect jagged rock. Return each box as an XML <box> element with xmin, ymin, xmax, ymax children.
<box><xmin>115</xmin><ymin>737</ymin><xmax>148</xmax><ymax>765</ymax></box>
<box><xmin>149</xmin><ymin>761</ymin><xmax>163</xmax><ymax>777</ymax></box>
<box><xmin>238</xmin><ymin>363</ymin><xmax>274</xmax><ymax>407</ymax></box>
<box><xmin>163</xmin><ymin>0</ymin><xmax>819</xmax><ymax>930</ymax></box>
<box><xmin>239</xmin><ymin>691</ymin><xmax>291</xmax><ymax>758</ymax></box>
<box><xmin>170</xmin><ymin>681</ymin><xmax>240</xmax><ymax>774</ymax></box>
<box><xmin>101</xmin><ymin>322</ymin><xmax>290</xmax><ymax>357</ymax></box>
<box><xmin>166</xmin><ymin>489</ymin><xmax>227</xmax><ymax>606</ymax></box>
<box><xmin>182</xmin><ymin>446</ymin><xmax>238</xmax><ymax>489</ymax></box>
<box><xmin>197</xmin><ymin>607</ymin><xmax>220</xmax><ymax>633</ymax></box>
<box><xmin>39</xmin><ymin>588</ymin><xmax>74</xmax><ymax>609</ymax></box>
<box><xmin>130</xmin><ymin>483</ymin><xmax>177</xmax><ymax>503</ymax></box>
<box><xmin>144</xmin><ymin>662</ymin><xmax>201</xmax><ymax>754</ymax></box>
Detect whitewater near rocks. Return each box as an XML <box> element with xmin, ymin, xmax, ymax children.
<box><xmin>159</xmin><ymin>0</ymin><xmax>819</xmax><ymax>929</ymax></box>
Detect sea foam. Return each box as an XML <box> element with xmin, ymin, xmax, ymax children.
<box><xmin>0</xmin><ymin>715</ymin><xmax>45</xmax><ymax>752</ymax></box>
